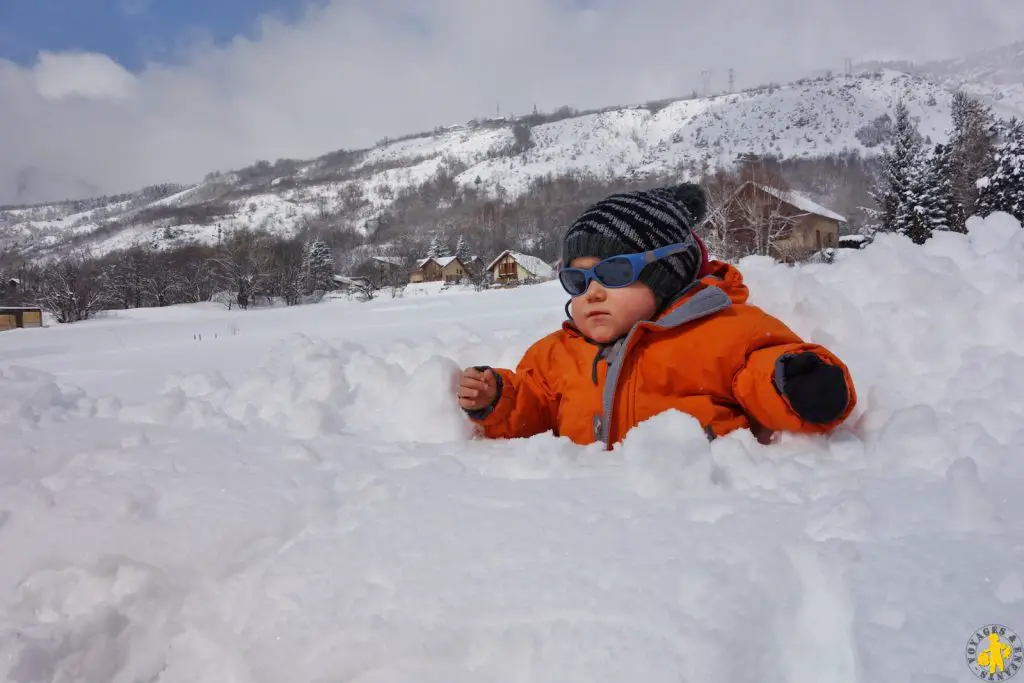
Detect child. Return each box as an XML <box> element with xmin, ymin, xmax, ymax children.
<box><xmin>457</xmin><ymin>183</ymin><xmax>856</xmax><ymax>448</ymax></box>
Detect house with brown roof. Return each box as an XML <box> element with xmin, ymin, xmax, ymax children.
<box><xmin>408</xmin><ymin>256</ymin><xmax>469</xmax><ymax>284</ymax></box>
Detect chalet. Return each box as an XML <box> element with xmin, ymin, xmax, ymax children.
<box><xmin>408</xmin><ymin>256</ymin><xmax>468</xmax><ymax>284</ymax></box>
<box><xmin>486</xmin><ymin>250</ymin><xmax>556</xmax><ymax>285</ymax></box>
<box><xmin>716</xmin><ymin>182</ymin><xmax>846</xmax><ymax>262</ymax></box>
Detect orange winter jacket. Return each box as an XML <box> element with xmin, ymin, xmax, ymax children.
<box><xmin>470</xmin><ymin>261</ymin><xmax>856</xmax><ymax>448</ymax></box>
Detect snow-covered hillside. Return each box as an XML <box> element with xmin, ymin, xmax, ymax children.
<box><xmin>1</xmin><ymin>212</ymin><xmax>1023</xmax><ymax>682</ymax></box>
<box><xmin>1</xmin><ymin>70</ymin><xmax>979</xmax><ymax>261</ymax></box>
<box><xmin>858</xmin><ymin>40</ymin><xmax>1024</xmax><ymax>118</ymax></box>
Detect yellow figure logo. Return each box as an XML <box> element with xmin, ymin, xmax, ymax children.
<box><xmin>966</xmin><ymin>625</ymin><xmax>1022</xmax><ymax>680</ymax></box>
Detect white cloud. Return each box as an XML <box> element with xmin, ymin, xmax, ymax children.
<box><xmin>33</xmin><ymin>51</ymin><xmax>137</xmax><ymax>100</ymax></box>
<box><xmin>2</xmin><ymin>0</ymin><xmax>1023</xmax><ymax>204</ymax></box>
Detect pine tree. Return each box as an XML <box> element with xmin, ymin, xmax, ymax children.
<box><xmin>426</xmin><ymin>234</ymin><xmax>441</xmax><ymax>258</ymax></box>
<box><xmin>869</xmin><ymin>99</ymin><xmax>923</xmax><ymax>235</ymax></box>
<box><xmin>302</xmin><ymin>238</ymin><xmax>334</xmax><ymax>295</ymax></box>
<box><xmin>978</xmin><ymin>117</ymin><xmax>1024</xmax><ymax>223</ymax></box>
<box><xmin>435</xmin><ymin>235</ymin><xmax>452</xmax><ymax>258</ymax></box>
<box><xmin>946</xmin><ymin>91</ymin><xmax>998</xmax><ymax>231</ymax></box>
<box><xmin>926</xmin><ymin>142</ymin><xmax>960</xmax><ymax>232</ymax></box>
<box><xmin>454</xmin><ymin>234</ymin><xmax>471</xmax><ymax>262</ymax></box>
<box><xmin>903</xmin><ymin>142</ymin><xmax>959</xmax><ymax>244</ymax></box>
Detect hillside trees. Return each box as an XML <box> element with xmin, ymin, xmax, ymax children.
<box><xmin>867</xmin><ymin>99</ymin><xmax>924</xmax><ymax>236</ymax></box>
<box><xmin>977</xmin><ymin>117</ymin><xmax>1024</xmax><ymax>222</ymax></box>
<box><xmin>868</xmin><ymin>91</ymin><xmax>1009</xmax><ymax>244</ymax></box>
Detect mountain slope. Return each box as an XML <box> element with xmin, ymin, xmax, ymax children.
<box><xmin>0</xmin><ymin>70</ymin><xmax>999</xmax><ymax>260</ymax></box>
<box><xmin>857</xmin><ymin>40</ymin><xmax>1024</xmax><ymax>116</ymax></box>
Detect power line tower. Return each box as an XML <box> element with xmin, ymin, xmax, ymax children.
<box><xmin>728</xmin><ymin>68</ymin><xmax>735</xmax><ymax>93</ymax></box>
<box><xmin>844</xmin><ymin>58</ymin><xmax>852</xmax><ymax>77</ymax></box>
<box><xmin>701</xmin><ymin>70</ymin><xmax>712</xmax><ymax>97</ymax></box>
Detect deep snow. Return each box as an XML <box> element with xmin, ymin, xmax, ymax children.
<box><xmin>1</xmin><ymin>214</ymin><xmax>1023</xmax><ymax>682</ymax></box>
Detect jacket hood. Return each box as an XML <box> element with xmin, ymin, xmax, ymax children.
<box><xmin>690</xmin><ymin>260</ymin><xmax>749</xmax><ymax>306</ymax></box>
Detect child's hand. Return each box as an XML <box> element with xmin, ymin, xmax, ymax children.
<box><xmin>458</xmin><ymin>367</ymin><xmax>498</xmax><ymax>411</ymax></box>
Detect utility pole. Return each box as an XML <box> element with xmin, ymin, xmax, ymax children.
<box><xmin>844</xmin><ymin>58</ymin><xmax>852</xmax><ymax>77</ymax></box>
<box><xmin>728</xmin><ymin>68</ymin><xmax>735</xmax><ymax>93</ymax></box>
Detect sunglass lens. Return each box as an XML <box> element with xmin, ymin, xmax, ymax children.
<box><xmin>594</xmin><ymin>257</ymin><xmax>635</xmax><ymax>287</ymax></box>
<box><xmin>559</xmin><ymin>269</ymin><xmax>587</xmax><ymax>295</ymax></box>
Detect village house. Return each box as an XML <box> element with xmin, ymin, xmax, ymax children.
<box><xmin>486</xmin><ymin>250</ymin><xmax>556</xmax><ymax>285</ymax></box>
<box><xmin>408</xmin><ymin>256</ymin><xmax>468</xmax><ymax>284</ymax></box>
<box><xmin>714</xmin><ymin>181</ymin><xmax>846</xmax><ymax>262</ymax></box>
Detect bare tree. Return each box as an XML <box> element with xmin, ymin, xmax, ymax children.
<box><xmin>209</xmin><ymin>229</ymin><xmax>272</xmax><ymax>309</ymax></box>
<box><xmin>728</xmin><ymin>188</ymin><xmax>802</xmax><ymax>260</ymax></box>
<box><xmin>105</xmin><ymin>247</ymin><xmax>145</xmax><ymax>309</ymax></box>
<box><xmin>268</xmin><ymin>238</ymin><xmax>304</xmax><ymax>305</ymax></box>
<box><xmin>140</xmin><ymin>248</ymin><xmax>182</xmax><ymax>306</ymax></box>
<box><xmin>38</xmin><ymin>252</ymin><xmax>110</xmax><ymax>323</ymax></box>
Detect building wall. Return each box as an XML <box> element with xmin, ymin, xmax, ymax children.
<box><xmin>441</xmin><ymin>260</ymin><xmax>465</xmax><ymax>282</ymax></box>
<box><xmin>778</xmin><ymin>216</ymin><xmax>839</xmax><ymax>254</ymax></box>
<box><xmin>410</xmin><ymin>261</ymin><xmax>442</xmax><ymax>283</ymax></box>
<box><xmin>0</xmin><ymin>308</ymin><xmax>42</xmax><ymax>331</ymax></box>
<box><xmin>491</xmin><ymin>254</ymin><xmax>526</xmax><ymax>282</ymax></box>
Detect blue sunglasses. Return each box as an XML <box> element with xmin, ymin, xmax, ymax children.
<box><xmin>558</xmin><ymin>241</ymin><xmax>692</xmax><ymax>297</ymax></box>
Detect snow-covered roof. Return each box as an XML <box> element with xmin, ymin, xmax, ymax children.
<box><xmin>485</xmin><ymin>250</ymin><xmax>556</xmax><ymax>280</ymax></box>
<box><xmin>371</xmin><ymin>256</ymin><xmax>403</xmax><ymax>267</ymax></box>
<box><xmin>332</xmin><ymin>274</ymin><xmax>368</xmax><ymax>286</ymax></box>
<box><xmin>752</xmin><ymin>183</ymin><xmax>847</xmax><ymax>223</ymax></box>
<box><xmin>433</xmin><ymin>256</ymin><xmax>460</xmax><ymax>268</ymax></box>
<box><xmin>839</xmin><ymin>234</ymin><xmax>869</xmax><ymax>242</ymax></box>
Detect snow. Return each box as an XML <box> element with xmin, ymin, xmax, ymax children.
<box><xmin>484</xmin><ymin>250</ymin><xmax>556</xmax><ymax>280</ymax></box>
<box><xmin>1</xmin><ymin>212</ymin><xmax>1024</xmax><ymax>682</ymax></box>
<box><xmin>1</xmin><ymin>70</ymin><xmax>983</xmax><ymax>258</ymax></box>
<box><xmin>753</xmin><ymin>183</ymin><xmax>847</xmax><ymax>222</ymax></box>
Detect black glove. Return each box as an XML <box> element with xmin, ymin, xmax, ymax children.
<box><xmin>775</xmin><ymin>352</ymin><xmax>849</xmax><ymax>424</ymax></box>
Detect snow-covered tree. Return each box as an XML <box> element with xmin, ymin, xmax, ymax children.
<box><xmin>903</xmin><ymin>143</ymin><xmax>956</xmax><ymax>244</ymax></box>
<box><xmin>454</xmin><ymin>234</ymin><xmax>471</xmax><ymax>262</ymax></box>
<box><xmin>302</xmin><ymin>238</ymin><xmax>334</xmax><ymax>296</ymax></box>
<box><xmin>868</xmin><ymin>99</ymin><xmax>924</xmax><ymax>235</ymax></box>
<box><xmin>946</xmin><ymin>91</ymin><xmax>997</xmax><ymax>231</ymax></box>
<box><xmin>435</xmin><ymin>235</ymin><xmax>452</xmax><ymax>258</ymax></box>
<box><xmin>978</xmin><ymin>117</ymin><xmax>1024</xmax><ymax>223</ymax></box>
<box><xmin>426</xmin><ymin>234</ymin><xmax>441</xmax><ymax>258</ymax></box>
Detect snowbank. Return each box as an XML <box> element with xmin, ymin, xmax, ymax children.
<box><xmin>0</xmin><ymin>213</ymin><xmax>1022</xmax><ymax>682</ymax></box>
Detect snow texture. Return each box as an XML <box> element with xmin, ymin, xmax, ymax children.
<box><xmin>1</xmin><ymin>212</ymin><xmax>1023</xmax><ymax>682</ymax></box>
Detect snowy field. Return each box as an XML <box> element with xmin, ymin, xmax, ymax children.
<box><xmin>2</xmin><ymin>216</ymin><xmax>1024</xmax><ymax>682</ymax></box>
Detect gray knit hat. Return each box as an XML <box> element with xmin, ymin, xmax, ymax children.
<box><xmin>560</xmin><ymin>183</ymin><xmax>708</xmax><ymax>302</ymax></box>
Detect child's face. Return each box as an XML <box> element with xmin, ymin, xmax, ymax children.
<box><xmin>567</xmin><ymin>256</ymin><xmax>658</xmax><ymax>343</ymax></box>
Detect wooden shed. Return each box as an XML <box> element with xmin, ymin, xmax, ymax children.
<box><xmin>0</xmin><ymin>306</ymin><xmax>43</xmax><ymax>331</ymax></box>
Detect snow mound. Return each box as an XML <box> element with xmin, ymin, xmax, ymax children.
<box><xmin>0</xmin><ymin>212</ymin><xmax>1022</xmax><ymax>682</ymax></box>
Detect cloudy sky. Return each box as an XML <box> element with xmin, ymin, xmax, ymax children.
<box><xmin>1</xmin><ymin>0</ymin><xmax>1022</xmax><ymax>205</ymax></box>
